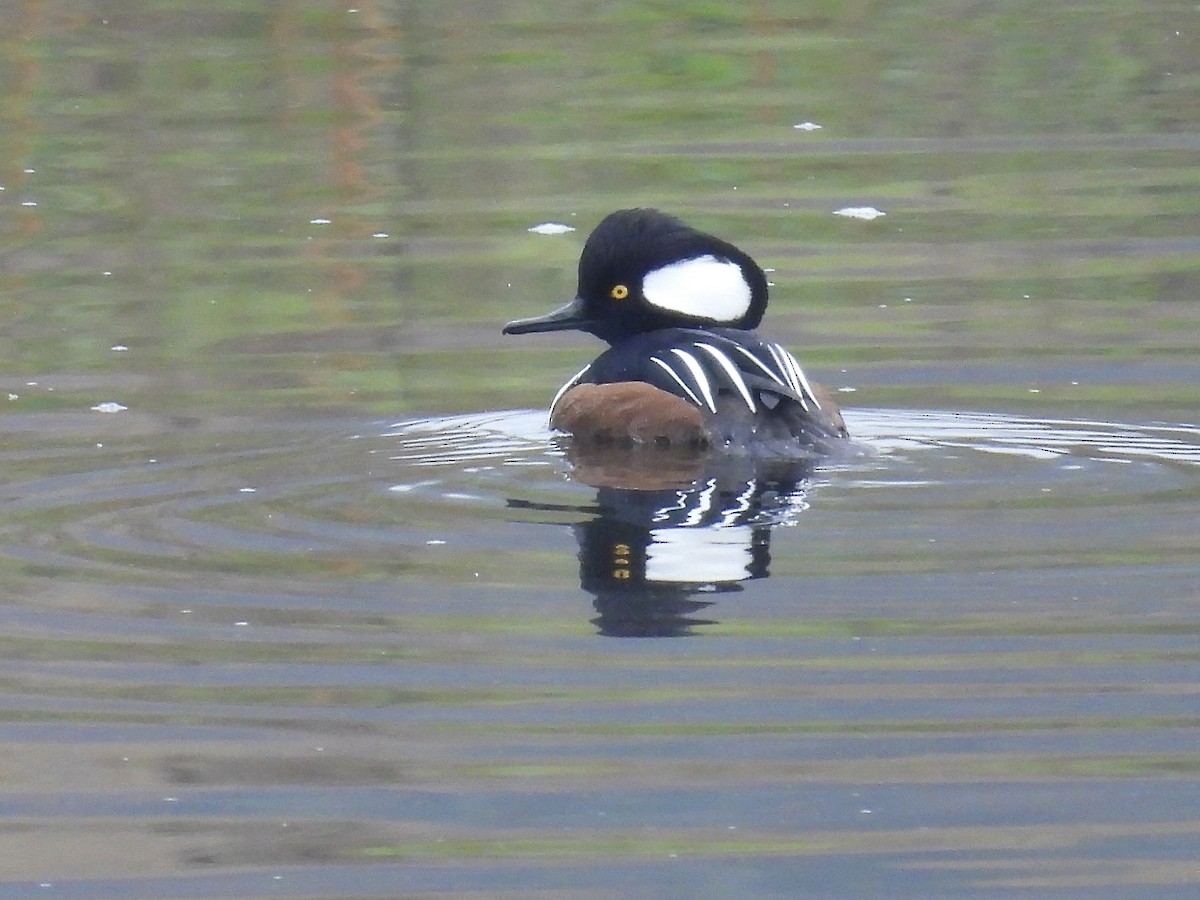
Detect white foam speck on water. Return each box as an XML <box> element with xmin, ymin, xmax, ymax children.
<box><xmin>834</xmin><ymin>206</ymin><xmax>886</xmax><ymax>220</ymax></box>
<box><xmin>527</xmin><ymin>222</ymin><xmax>576</xmax><ymax>235</ymax></box>
<box><xmin>387</xmin><ymin>479</ymin><xmax>443</xmax><ymax>493</ymax></box>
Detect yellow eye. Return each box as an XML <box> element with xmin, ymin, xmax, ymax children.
<box><xmin>610</xmin><ymin>284</ymin><xmax>629</xmax><ymax>300</ymax></box>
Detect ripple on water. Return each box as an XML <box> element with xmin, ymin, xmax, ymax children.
<box><xmin>386</xmin><ymin>406</ymin><xmax>1200</xmax><ymax>503</ymax></box>
<box><xmin>390</xmin><ymin>406</ymin><xmax>1200</xmax><ymax>468</ymax></box>
<box><xmin>5</xmin><ymin>407</ymin><xmax>1197</xmax><ymax>600</ymax></box>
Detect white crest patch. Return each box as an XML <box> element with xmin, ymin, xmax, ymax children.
<box><xmin>641</xmin><ymin>255</ymin><xmax>751</xmax><ymax>322</ymax></box>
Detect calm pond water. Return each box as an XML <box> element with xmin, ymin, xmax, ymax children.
<box><xmin>2</xmin><ymin>2</ymin><xmax>1200</xmax><ymax>898</ymax></box>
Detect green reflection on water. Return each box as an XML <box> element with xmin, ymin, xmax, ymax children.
<box><xmin>2</xmin><ymin>1</ymin><xmax>1197</xmax><ymax>422</ymax></box>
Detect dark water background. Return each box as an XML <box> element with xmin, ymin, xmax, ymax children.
<box><xmin>2</xmin><ymin>2</ymin><xmax>1200</xmax><ymax>897</ymax></box>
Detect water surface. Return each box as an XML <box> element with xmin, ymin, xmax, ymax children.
<box><xmin>2</xmin><ymin>2</ymin><xmax>1199</xmax><ymax>897</ymax></box>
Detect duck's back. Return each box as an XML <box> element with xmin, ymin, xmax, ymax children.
<box><xmin>549</xmin><ymin>327</ymin><xmax>847</xmax><ymax>455</ymax></box>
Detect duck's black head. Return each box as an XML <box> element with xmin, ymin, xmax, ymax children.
<box><xmin>503</xmin><ymin>208</ymin><xmax>769</xmax><ymax>344</ymax></box>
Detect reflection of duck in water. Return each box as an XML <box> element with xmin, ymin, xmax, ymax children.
<box><xmin>510</xmin><ymin>449</ymin><xmax>820</xmax><ymax>637</ymax></box>
<box><xmin>572</xmin><ymin>452</ymin><xmax>818</xmax><ymax>637</ymax></box>
<box><xmin>504</xmin><ymin>208</ymin><xmax>849</xmax><ymax>455</ymax></box>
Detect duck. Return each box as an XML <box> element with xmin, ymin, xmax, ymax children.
<box><xmin>503</xmin><ymin>208</ymin><xmax>848</xmax><ymax>455</ymax></box>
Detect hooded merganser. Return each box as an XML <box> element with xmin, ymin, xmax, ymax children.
<box><xmin>503</xmin><ymin>208</ymin><xmax>849</xmax><ymax>455</ymax></box>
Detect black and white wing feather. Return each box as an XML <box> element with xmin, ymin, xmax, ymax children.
<box><xmin>637</xmin><ymin>332</ymin><xmax>824</xmax><ymax>415</ymax></box>
<box><xmin>556</xmin><ymin>328</ymin><xmax>823</xmax><ymax>414</ymax></box>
